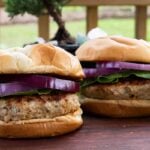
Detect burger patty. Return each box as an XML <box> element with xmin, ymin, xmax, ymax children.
<box><xmin>0</xmin><ymin>93</ymin><xmax>80</xmax><ymax>123</ymax></box>
<box><xmin>81</xmin><ymin>79</ymin><xmax>150</xmax><ymax>100</ymax></box>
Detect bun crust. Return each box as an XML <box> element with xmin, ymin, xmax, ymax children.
<box><xmin>0</xmin><ymin>108</ymin><xmax>83</xmax><ymax>138</ymax></box>
<box><xmin>0</xmin><ymin>44</ymin><xmax>84</xmax><ymax>79</ymax></box>
<box><xmin>76</xmin><ymin>36</ymin><xmax>150</xmax><ymax>63</ymax></box>
<box><xmin>80</xmin><ymin>97</ymin><xmax>150</xmax><ymax>118</ymax></box>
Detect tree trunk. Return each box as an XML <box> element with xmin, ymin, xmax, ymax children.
<box><xmin>42</xmin><ymin>0</ymin><xmax>75</xmax><ymax>44</ymax></box>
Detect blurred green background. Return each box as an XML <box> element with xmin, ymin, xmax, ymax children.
<box><xmin>0</xmin><ymin>6</ymin><xmax>150</xmax><ymax>48</ymax></box>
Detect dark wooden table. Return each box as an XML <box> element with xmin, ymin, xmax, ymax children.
<box><xmin>0</xmin><ymin>115</ymin><xmax>150</xmax><ymax>150</ymax></box>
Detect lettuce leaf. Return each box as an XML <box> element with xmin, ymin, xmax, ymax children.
<box><xmin>81</xmin><ymin>71</ymin><xmax>150</xmax><ymax>87</ymax></box>
<box><xmin>13</xmin><ymin>89</ymin><xmax>52</xmax><ymax>96</ymax></box>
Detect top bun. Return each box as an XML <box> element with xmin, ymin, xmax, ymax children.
<box><xmin>76</xmin><ymin>36</ymin><xmax>150</xmax><ymax>63</ymax></box>
<box><xmin>0</xmin><ymin>44</ymin><xmax>84</xmax><ymax>79</ymax></box>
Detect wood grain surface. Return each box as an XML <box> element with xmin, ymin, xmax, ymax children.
<box><xmin>0</xmin><ymin>115</ymin><xmax>150</xmax><ymax>150</ymax></box>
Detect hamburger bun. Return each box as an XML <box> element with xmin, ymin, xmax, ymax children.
<box><xmin>0</xmin><ymin>43</ymin><xmax>84</xmax><ymax>79</ymax></box>
<box><xmin>76</xmin><ymin>36</ymin><xmax>150</xmax><ymax>63</ymax></box>
<box><xmin>0</xmin><ymin>108</ymin><xmax>83</xmax><ymax>138</ymax></box>
<box><xmin>80</xmin><ymin>97</ymin><xmax>150</xmax><ymax>118</ymax></box>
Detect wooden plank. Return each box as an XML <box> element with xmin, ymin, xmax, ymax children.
<box><xmin>0</xmin><ymin>116</ymin><xmax>150</xmax><ymax>150</ymax></box>
<box><xmin>86</xmin><ymin>6</ymin><xmax>98</xmax><ymax>32</ymax></box>
<box><xmin>1</xmin><ymin>0</ymin><xmax>150</xmax><ymax>7</ymax></box>
<box><xmin>38</xmin><ymin>15</ymin><xmax>49</xmax><ymax>41</ymax></box>
<box><xmin>69</xmin><ymin>0</ymin><xmax>150</xmax><ymax>6</ymax></box>
<box><xmin>135</xmin><ymin>6</ymin><xmax>147</xmax><ymax>39</ymax></box>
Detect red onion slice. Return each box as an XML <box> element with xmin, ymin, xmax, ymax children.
<box><xmin>19</xmin><ymin>75</ymin><xmax>80</xmax><ymax>92</ymax></box>
<box><xmin>0</xmin><ymin>82</ymin><xmax>37</xmax><ymax>97</ymax></box>
<box><xmin>84</xmin><ymin>68</ymin><xmax>123</xmax><ymax>78</ymax></box>
<box><xmin>97</xmin><ymin>61</ymin><xmax>150</xmax><ymax>71</ymax></box>
<box><xmin>0</xmin><ymin>75</ymin><xmax>80</xmax><ymax>97</ymax></box>
<box><xmin>84</xmin><ymin>61</ymin><xmax>150</xmax><ymax>78</ymax></box>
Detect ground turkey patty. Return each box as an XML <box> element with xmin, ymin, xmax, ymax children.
<box><xmin>81</xmin><ymin>79</ymin><xmax>150</xmax><ymax>100</ymax></box>
<box><xmin>0</xmin><ymin>93</ymin><xmax>80</xmax><ymax>122</ymax></box>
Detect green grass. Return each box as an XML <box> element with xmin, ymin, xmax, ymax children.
<box><xmin>0</xmin><ymin>18</ymin><xmax>150</xmax><ymax>48</ymax></box>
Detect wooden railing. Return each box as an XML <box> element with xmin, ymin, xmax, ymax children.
<box><xmin>0</xmin><ymin>0</ymin><xmax>150</xmax><ymax>40</ymax></box>
<box><xmin>0</xmin><ymin>0</ymin><xmax>3</xmax><ymax>7</ymax></box>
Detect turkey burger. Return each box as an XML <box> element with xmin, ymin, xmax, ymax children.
<box><xmin>76</xmin><ymin>36</ymin><xmax>150</xmax><ymax>118</ymax></box>
<box><xmin>0</xmin><ymin>43</ymin><xmax>84</xmax><ymax>138</ymax></box>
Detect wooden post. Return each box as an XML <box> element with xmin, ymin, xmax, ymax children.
<box><xmin>0</xmin><ymin>0</ymin><xmax>4</xmax><ymax>7</ymax></box>
<box><xmin>38</xmin><ymin>14</ymin><xmax>49</xmax><ymax>41</ymax></box>
<box><xmin>86</xmin><ymin>6</ymin><xmax>98</xmax><ymax>33</ymax></box>
<box><xmin>135</xmin><ymin>6</ymin><xmax>147</xmax><ymax>39</ymax></box>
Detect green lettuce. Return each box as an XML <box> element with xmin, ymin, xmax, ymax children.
<box><xmin>13</xmin><ymin>89</ymin><xmax>52</xmax><ymax>96</ymax></box>
<box><xmin>81</xmin><ymin>71</ymin><xmax>150</xmax><ymax>88</ymax></box>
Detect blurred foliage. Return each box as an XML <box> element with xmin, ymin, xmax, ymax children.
<box><xmin>4</xmin><ymin>0</ymin><xmax>69</xmax><ymax>17</ymax></box>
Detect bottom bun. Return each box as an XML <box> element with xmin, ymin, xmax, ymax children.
<box><xmin>80</xmin><ymin>97</ymin><xmax>150</xmax><ymax>118</ymax></box>
<box><xmin>0</xmin><ymin>108</ymin><xmax>83</xmax><ymax>138</ymax></box>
